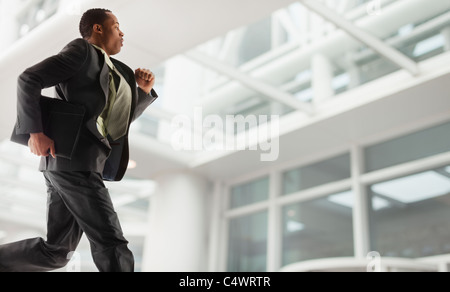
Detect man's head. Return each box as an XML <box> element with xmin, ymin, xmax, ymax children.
<box><xmin>79</xmin><ymin>8</ymin><xmax>124</xmax><ymax>56</ymax></box>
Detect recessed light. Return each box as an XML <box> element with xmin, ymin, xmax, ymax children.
<box><xmin>287</xmin><ymin>221</ymin><xmax>304</xmax><ymax>233</ymax></box>
<box><xmin>328</xmin><ymin>190</ymin><xmax>390</xmax><ymax>210</ymax></box>
<box><xmin>371</xmin><ymin>171</ymin><xmax>450</xmax><ymax>204</ymax></box>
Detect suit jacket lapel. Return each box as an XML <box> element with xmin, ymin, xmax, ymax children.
<box><xmin>89</xmin><ymin>44</ymin><xmax>111</xmax><ymax>106</ymax></box>
<box><xmin>99</xmin><ymin>57</ymin><xmax>111</xmax><ymax>104</ymax></box>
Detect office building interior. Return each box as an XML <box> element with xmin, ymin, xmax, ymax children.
<box><xmin>0</xmin><ymin>0</ymin><xmax>450</xmax><ymax>272</ymax></box>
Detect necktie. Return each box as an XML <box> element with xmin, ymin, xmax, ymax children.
<box><xmin>94</xmin><ymin>45</ymin><xmax>132</xmax><ymax>141</ymax></box>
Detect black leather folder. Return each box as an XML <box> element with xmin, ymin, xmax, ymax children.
<box><xmin>10</xmin><ymin>96</ymin><xmax>85</xmax><ymax>160</ymax></box>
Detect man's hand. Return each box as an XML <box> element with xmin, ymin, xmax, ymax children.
<box><xmin>135</xmin><ymin>68</ymin><xmax>155</xmax><ymax>95</ymax></box>
<box><xmin>28</xmin><ymin>133</ymin><xmax>56</xmax><ymax>158</ymax></box>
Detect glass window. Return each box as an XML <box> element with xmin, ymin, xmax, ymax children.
<box><xmin>227</xmin><ymin>211</ymin><xmax>268</xmax><ymax>272</ymax></box>
<box><xmin>237</xmin><ymin>18</ymin><xmax>272</xmax><ymax>66</ymax></box>
<box><xmin>364</xmin><ymin>121</ymin><xmax>450</xmax><ymax>173</ymax></box>
<box><xmin>282</xmin><ymin>191</ymin><xmax>354</xmax><ymax>266</ymax></box>
<box><xmin>368</xmin><ymin>165</ymin><xmax>450</xmax><ymax>258</ymax></box>
<box><xmin>282</xmin><ymin>153</ymin><xmax>351</xmax><ymax>195</ymax></box>
<box><xmin>230</xmin><ymin>177</ymin><xmax>269</xmax><ymax>209</ymax></box>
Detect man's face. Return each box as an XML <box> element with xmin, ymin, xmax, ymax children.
<box><xmin>101</xmin><ymin>13</ymin><xmax>124</xmax><ymax>56</ymax></box>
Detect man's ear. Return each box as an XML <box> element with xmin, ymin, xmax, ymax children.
<box><xmin>93</xmin><ymin>24</ymin><xmax>102</xmax><ymax>34</ymax></box>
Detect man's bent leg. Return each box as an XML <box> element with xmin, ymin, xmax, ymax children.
<box><xmin>0</xmin><ymin>174</ymin><xmax>83</xmax><ymax>272</ymax></box>
<box><xmin>44</xmin><ymin>171</ymin><xmax>134</xmax><ymax>272</ymax></box>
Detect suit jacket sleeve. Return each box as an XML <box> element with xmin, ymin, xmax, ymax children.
<box><xmin>16</xmin><ymin>39</ymin><xmax>89</xmax><ymax>135</ymax></box>
<box><xmin>132</xmin><ymin>87</ymin><xmax>158</xmax><ymax>123</ymax></box>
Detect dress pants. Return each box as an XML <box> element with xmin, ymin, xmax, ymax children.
<box><xmin>0</xmin><ymin>171</ymin><xmax>134</xmax><ymax>272</ymax></box>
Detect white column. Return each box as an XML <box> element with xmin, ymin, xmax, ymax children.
<box><xmin>207</xmin><ymin>181</ymin><xmax>225</xmax><ymax>272</ymax></box>
<box><xmin>142</xmin><ymin>172</ymin><xmax>212</xmax><ymax>272</ymax></box>
<box><xmin>271</xmin><ymin>15</ymin><xmax>285</xmax><ymax>49</ymax></box>
<box><xmin>266</xmin><ymin>171</ymin><xmax>281</xmax><ymax>272</ymax></box>
<box><xmin>345</xmin><ymin>52</ymin><xmax>361</xmax><ymax>90</ymax></box>
<box><xmin>351</xmin><ymin>144</ymin><xmax>370</xmax><ymax>259</ymax></box>
<box><xmin>311</xmin><ymin>53</ymin><xmax>334</xmax><ymax>105</ymax></box>
<box><xmin>162</xmin><ymin>55</ymin><xmax>205</xmax><ymax>112</ymax></box>
<box><xmin>156</xmin><ymin>55</ymin><xmax>206</xmax><ymax>147</ymax></box>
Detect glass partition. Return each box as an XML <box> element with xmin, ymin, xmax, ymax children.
<box><xmin>282</xmin><ymin>153</ymin><xmax>351</xmax><ymax>195</ymax></box>
<box><xmin>230</xmin><ymin>177</ymin><xmax>269</xmax><ymax>209</ymax></box>
<box><xmin>368</xmin><ymin>165</ymin><xmax>450</xmax><ymax>258</ymax></box>
<box><xmin>227</xmin><ymin>211</ymin><xmax>268</xmax><ymax>272</ymax></box>
<box><xmin>364</xmin><ymin>121</ymin><xmax>450</xmax><ymax>173</ymax></box>
<box><xmin>282</xmin><ymin>190</ymin><xmax>355</xmax><ymax>266</ymax></box>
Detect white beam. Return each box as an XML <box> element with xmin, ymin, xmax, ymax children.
<box><xmin>271</xmin><ymin>14</ymin><xmax>286</xmax><ymax>48</ymax></box>
<box><xmin>337</xmin><ymin>0</ymin><xmax>356</xmax><ymax>14</ymax></box>
<box><xmin>443</xmin><ymin>26</ymin><xmax>450</xmax><ymax>51</ymax></box>
<box><xmin>219</xmin><ymin>28</ymin><xmax>247</xmax><ymax>63</ymax></box>
<box><xmin>274</xmin><ymin>9</ymin><xmax>301</xmax><ymax>41</ymax></box>
<box><xmin>185</xmin><ymin>50</ymin><xmax>314</xmax><ymax>115</ymax></box>
<box><xmin>299</xmin><ymin>0</ymin><xmax>420</xmax><ymax>76</ymax></box>
<box><xmin>353</xmin><ymin>11</ymin><xmax>450</xmax><ymax>62</ymax></box>
<box><xmin>312</xmin><ymin>53</ymin><xmax>334</xmax><ymax>104</ymax></box>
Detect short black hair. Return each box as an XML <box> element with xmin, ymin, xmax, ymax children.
<box><xmin>79</xmin><ymin>8</ymin><xmax>112</xmax><ymax>39</ymax></box>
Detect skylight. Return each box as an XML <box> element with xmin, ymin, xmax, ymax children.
<box><xmin>286</xmin><ymin>220</ymin><xmax>305</xmax><ymax>233</ymax></box>
<box><xmin>371</xmin><ymin>171</ymin><xmax>450</xmax><ymax>204</ymax></box>
<box><xmin>295</xmin><ymin>88</ymin><xmax>313</xmax><ymax>102</ymax></box>
<box><xmin>333</xmin><ymin>73</ymin><xmax>350</xmax><ymax>90</ymax></box>
<box><xmin>413</xmin><ymin>35</ymin><xmax>445</xmax><ymax>57</ymax></box>
<box><xmin>327</xmin><ymin>190</ymin><xmax>353</xmax><ymax>208</ymax></box>
<box><xmin>328</xmin><ymin>190</ymin><xmax>390</xmax><ymax>211</ymax></box>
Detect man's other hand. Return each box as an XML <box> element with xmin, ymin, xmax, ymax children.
<box><xmin>28</xmin><ymin>132</ymin><xmax>56</xmax><ymax>158</ymax></box>
<box><xmin>135</xmin><ymin>68</ymin><xmax>155</xmax><ymax>94</ymax></box>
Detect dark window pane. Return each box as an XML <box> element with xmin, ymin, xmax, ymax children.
<box><xmin>282</xmin><ymin>154</ymin><xmax>351</xmax><ymax>195</ymax></box>
<box><xmin>227</xmin><ymin>211</ymin><xmax>268</xmax><ymax>272</ymax></box>
<box><xmin>230</xmin><ymin>177</ymin><xmax>269</xmax><ymax>209</ymax></box>
<box><xmin>368</xmin><ymin>165</ymin><xmax>450</xmax><ymax>258</ymax></box>
<box><xmin>282</xmin><ymin>191</ymin><xmax>354</xmax><ymax>266</ymax></box>
<box><xmin>365</xmin><ymin>122</ymin><xmax>450</xmax><ymax>173</ymax></box>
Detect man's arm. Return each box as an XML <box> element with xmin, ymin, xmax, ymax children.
<box><xmin>132</xmin><ymin>68</ymin><xmax>158</xmax><ymax>122</ymax></box>
<box><xmin>16</xmin><ymin>39</ymin><xmax>89</xmax><ymax>157</ymax></box>
<box><xmin>16</xmin><ymin>38</ymin><xmax>89</xmax><ymax>135</ymax></box>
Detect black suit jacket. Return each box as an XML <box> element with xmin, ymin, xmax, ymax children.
<box><xmin>15</xmin><ymin>38</ymin><xmax>158</xmax><ymax>181</ymax></box>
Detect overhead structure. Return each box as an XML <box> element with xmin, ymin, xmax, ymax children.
<box><xmin>299</xmin><ymin>0</ymin><xmax>420</xmax><ymax>76</ymax></box>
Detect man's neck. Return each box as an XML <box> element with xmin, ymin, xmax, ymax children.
<box><xmin>88</xmin><ymin>39</ymin><xmax>109</xmax><ymax>57</ymax></box>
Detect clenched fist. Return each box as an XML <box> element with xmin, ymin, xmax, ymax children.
<box><xmin>135</xmin><ymin>68</ymin><xmax>155</xmax><ymax>95</ymax></box>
